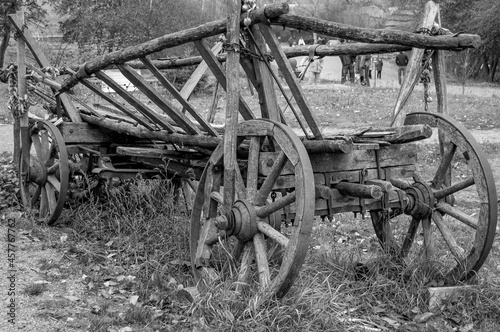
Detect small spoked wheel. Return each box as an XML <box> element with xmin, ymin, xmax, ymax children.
<box><xmin>19</xmin><ymin>121</ymin><xmax>69</xmax><ymax>225</ymax></box>
<box><xmin>190</xmin><ymin>119</ymin><xmax>315</xmax><ymax>305</ymax></box>
<box><xmin>371</xmin><ymin>112</ymin><xmax>497</xmax><ymax>284</ymax></box>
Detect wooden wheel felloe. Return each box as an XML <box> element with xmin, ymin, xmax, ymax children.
<box><xmin>19</xmin><ymin>121</ymin><xmax>69</xmax><ymax>225</ymax></box>
<box><xmin>190</xmin><ymin>119</ymin><xmax>315</xmax><ymax>303</ymax></box>
<box><xmin>371</xmin><ymin>112</ymin><xmax>497</xmax><ymax>284</ymax></box>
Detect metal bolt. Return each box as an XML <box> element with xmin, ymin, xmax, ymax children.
<box><xmin>267</xmin><ymin>158</ymin><xmax>274</xmax><ymax>167</ymax></box>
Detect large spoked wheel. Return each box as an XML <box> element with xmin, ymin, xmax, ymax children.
<box><xmin>371</xmin><ymin>112</ymin><xmax>497</xmax><ymax>284</ymax></box>
<box><xmin>19</xmin><ymin>121</ymin><xmax>69</xmax><ymax>225</ymax></box>
<box><xmin>190</xmin><ymin>119</ymin><xmax>315</xmax><ymax>304</ymax></box>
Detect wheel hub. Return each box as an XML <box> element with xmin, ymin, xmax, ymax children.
<box><xmin>27</xmin><ymin>157</ymin><xmax>47</xmax><ymax>185</ymax></box>
<box><xmin>404</xmin><ymin>179</ymin><xmax>435</xmax><ymax>219</ymax></box>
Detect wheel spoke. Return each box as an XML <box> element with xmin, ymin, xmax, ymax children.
<box><xmin>210</xmin><ymin>191</ymin><xmax>223</xmax><ymax>205</ymax></box>
<box><xmin>47</xmin><ymin>175</ymin><xmax>61</xmax><ymax>192</ymax></box>
<box><xmin>235</xmin><ymin>242</ymin><xmax>254</xmax><ymax>293</ymax></box>
<box><xmin>258</xmin><ymin>221</ymin><xmax>289</xmax><ymax>247</ymax></box>
<box><xmin>195</xmin><ymin>218</ymin><xmax>218</xmax><ymax>269</ymax></box>
<box><xmin>370</xmin><ymin>210</ymin><xmax>400</xmax><ymax>255</ymax></box>
<box><xmin>235</xmin><ymin>162</ymin><xmax>247</xmax><ymax>200</ymax></box>
<box><xmin>434</xmin><ymin>177</ymin><xmax>475</xmax><ymax>200</ymax></box>
<box><xmin>435</xmin><ymin>202</ymin><xmax>478</xmax><ymax>229</ymax></box>
<box><xmin>432</xmin><ymin>212</ymin><xmax>465</xmax><ymax>263</ymax></box>
<box><xmin>421</xmin><ymin>217</ymin><xmax>434</xmax><ymax>258</ymax></box>
<box><xmin>254</xmin><ymin>150</ymin><xmax>287</xmax><ymax>206</ymax></box>
<box><xmin>431</xmin><ymin>142</ymin><xmax>456</xmax><ymax>189</ymax></box>
<box><xmin>41</xmin><ymin>130</ymin><xmax>50</xmax><ymax>163</ymax></box>
<box><xmin>32</xmin><ymin>134</ymin><xmax>43</xmax><ymax>160</ymax></box>
<box><xmin>256</xmin><ymin>192</ymin><xmax>295</xmax><ymax>218</ymax></box>
<box><xmin>253</xmin><ymin>233</ymin><xmax>271</xmax><ymax>290</ymax></box>
<box><xmin>47</xmin><ymin>162</ymin><xmax>60</xmax><ymax>174</ymax></box>
<box><xmin>246</xmin><ymin>136</ymin><xmax>261</xmax><ymax>199</ymax></box>
<box><xmin>30</xmin><ymin>185</ymin><xmax>42</xmax><ymax>208</ymax></box>
<box><xmin>45</xmin><ymin>183</ymin><xmax>57</xmax><ymax>215</ymax></box>
<box><xmin>40</xmin><ymin>186</ymin><xmax>49</xmax><ymax>218</ymax></box>
<box><xmin>401</xmin><ymin>217</ymin><xmax>420</xmax><ymax>258</ymax></box>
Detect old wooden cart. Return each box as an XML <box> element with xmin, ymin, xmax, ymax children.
<box><xmin>9</xmin><ymin>1</ymin><xmax>498</xmax><ymax>305</ymax></box>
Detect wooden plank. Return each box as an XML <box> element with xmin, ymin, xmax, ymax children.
<box><xmin>259</xmin><ymin>144</ymin><xmax>417</xmax><ymax>176</ymax></box>
<box><xmin>259</xmin><ymin>24</ymin><xmax>324</xmax><ymax>140</ymax></box>
<box><xmin>95</xmin><ymin>70</ymin><xmax>176</xmax><ymax>133</ymax></box>
<box><xmin>391</xmin><ymin>2</ymin><xmax>438</xmax><ymax>127</ymax></box>
<box><xmin>58</xmin><ymin>3</ymin><xmax>290</xmax><ymax>93</ymax></box>
<box><xmin>139</xmin><ymin>57</ymin><xmax>220</xmax><ymax>137</ymax></box>
<box><xmin>117</xmin><ymin>64</ymin><xmax>202</xmax><ymax>135</ymax></box>
<box><xmin>194</xmin><ymin>39</ymin><xmax>255</xmax><ymax>121</ymax></box>
<box><xmin>8</xmin><ymin>13</ymin><xmax>82</xmax><ymax>123</ymax></box>
<box><xmin>180</xmin><ymin>42</ymin><xmax>223</xmax><ymax>100</ymax></box>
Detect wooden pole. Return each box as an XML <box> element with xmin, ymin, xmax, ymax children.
<box><xmin>272</xmin><ymin>13</ymin><xmax>480</xmax><ymax>49</ymax></box>
<box><xmin>223</xmin><ymin>0</ymin><xmax>241</xmax><ymax>217</ymax></box>
<box><xmin>17</xmin><ymin>9</ymin><xmax>30</xmax><ymax>175</ymax></box>
<box><xmin>391</xmin><ymin>1</ymin><xmax>438</xmax><ymax>127</ymax></box>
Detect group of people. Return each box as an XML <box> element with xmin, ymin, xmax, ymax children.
<box><xmin>282</xmin><ymin>37</ymin><xmax>410</xmax><ymax>86</ymax></box>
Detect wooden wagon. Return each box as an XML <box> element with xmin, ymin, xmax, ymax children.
<box><xmin>9</xmin><ymin>1</ymin><xmax>497</xmax><ymax>306</ymax></box>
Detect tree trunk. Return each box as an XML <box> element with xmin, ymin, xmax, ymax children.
<box><xmin>0</xmin><ymin>25</ymin><xmax>10</xmax><ymax>67</ymax></box>
<box><xmin>489</xmin><ymin>54</ymin><xmax>499</xmax><ymax>82</ymax></box>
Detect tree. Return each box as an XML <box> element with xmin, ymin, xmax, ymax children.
<box><xmin>441</xmin><ymin>0</ymin><xmax>500</xmax><ymax>82</ymax></box>
<box><xmin>0</xmin><ymin>0</ymin><xmax>46</xmax><ymax>68</ymax></box>
<box><xmin>47</xmin><ymin>0</ymin><xmax>209</xmax><ymax>60</ymax></box>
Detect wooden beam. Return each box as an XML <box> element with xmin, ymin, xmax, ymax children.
<box><xmin>80</xmin><ymin>113</ymin><xmax>220</xmax><ymax>148</ymax></box>
<box><xmin>94</xmin><ymin>70</ymin><xmax>176</xmax><ymax>133</ymax></box>
<box><xmin>117</xmin><ymin>64</ymin><xmax>202</xmax><ymax>135</ymax></box>
<box><xmin>194</xmin><ymin>39</ymin><xmax>255</xmax><ymax>120</ymax></box>
<box><xmin>8</xmin><ymin>13</ymin><xmax>82</xmax><ymax>122</ymax></box>
<box><xmin>272</xmin><ymin>14</ymin><xmax>480</xmax><ymax>50</ymax></box>
<box><xmin>222</xmin><ymin>0</ymin><xmax>242</xmax><ymax>216</ymax></box>
<box><xmin>139</xmin><ymin>57</ymin><xmax>220</xmax><ymax>137</ymax></box>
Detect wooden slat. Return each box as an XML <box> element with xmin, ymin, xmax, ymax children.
<box><xmin>117</xmin><ymin>64</ymin><xmax>201</xmax><ymax>135</ymax></box>
<box><xmin>95</xmin><ymin>70</ymin><xmax>176</xmax><ymax>132</ymax></box>
<box><xmin>8</xmin><ymin>13</ymin><xmax>82</xmax><ymax>122</ymax></box>
<box><xmin>72</xmin><ymin>73</ymin><xmax>155</xmax><ymax>130</ymax></box>
<box><xmin>139</xmin><ymin>57</ymin><xmax>220</xmax><ymax>137</ymax></box>
<box><xmin>259</xmin><ymin>24</ymin><xmax>324</xmax><ymax>140</ymax></box>
<box><xmin>194</xmin><ymin>39</ymin><xmax>255</xmax><ymax>121</ymax></box>
<box><xmin>180</xmin><ymin>42</ymin><xmax>223</xmax><ymax>100</ymax></box>
<box><xmin>249</xmin><ymin>25</ymin><xmax>282</xmax><ymax>122</ymax></box>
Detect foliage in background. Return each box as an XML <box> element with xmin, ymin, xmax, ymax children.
<box><xmin>441</xmin><ymin>0</ymin><xmax>500</xmax><ymax>82</ymax></box>
<box><xmin>0</xmin><ymin>0</ymin><xmax>46</xmax><ymax>67</ymax></box>
<box><xmin>46</xmin><ymin>0</ymin><xmax>208</xmax><ymax>60</ymax></box>
<box><xmin>0</xmin><ymin>152</ymin><xmax>19</xmax><ymax>210</ymax></box>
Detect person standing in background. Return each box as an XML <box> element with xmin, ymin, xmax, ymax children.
<box><xmin>396</xmin><ymin>51</ymin><xmax>409</xmax><ymax>84</ymax></box>
<box><xmin>376</xmin><ymin>58</ymin><xmax>383</xmax><ymax>79</ymax></box>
